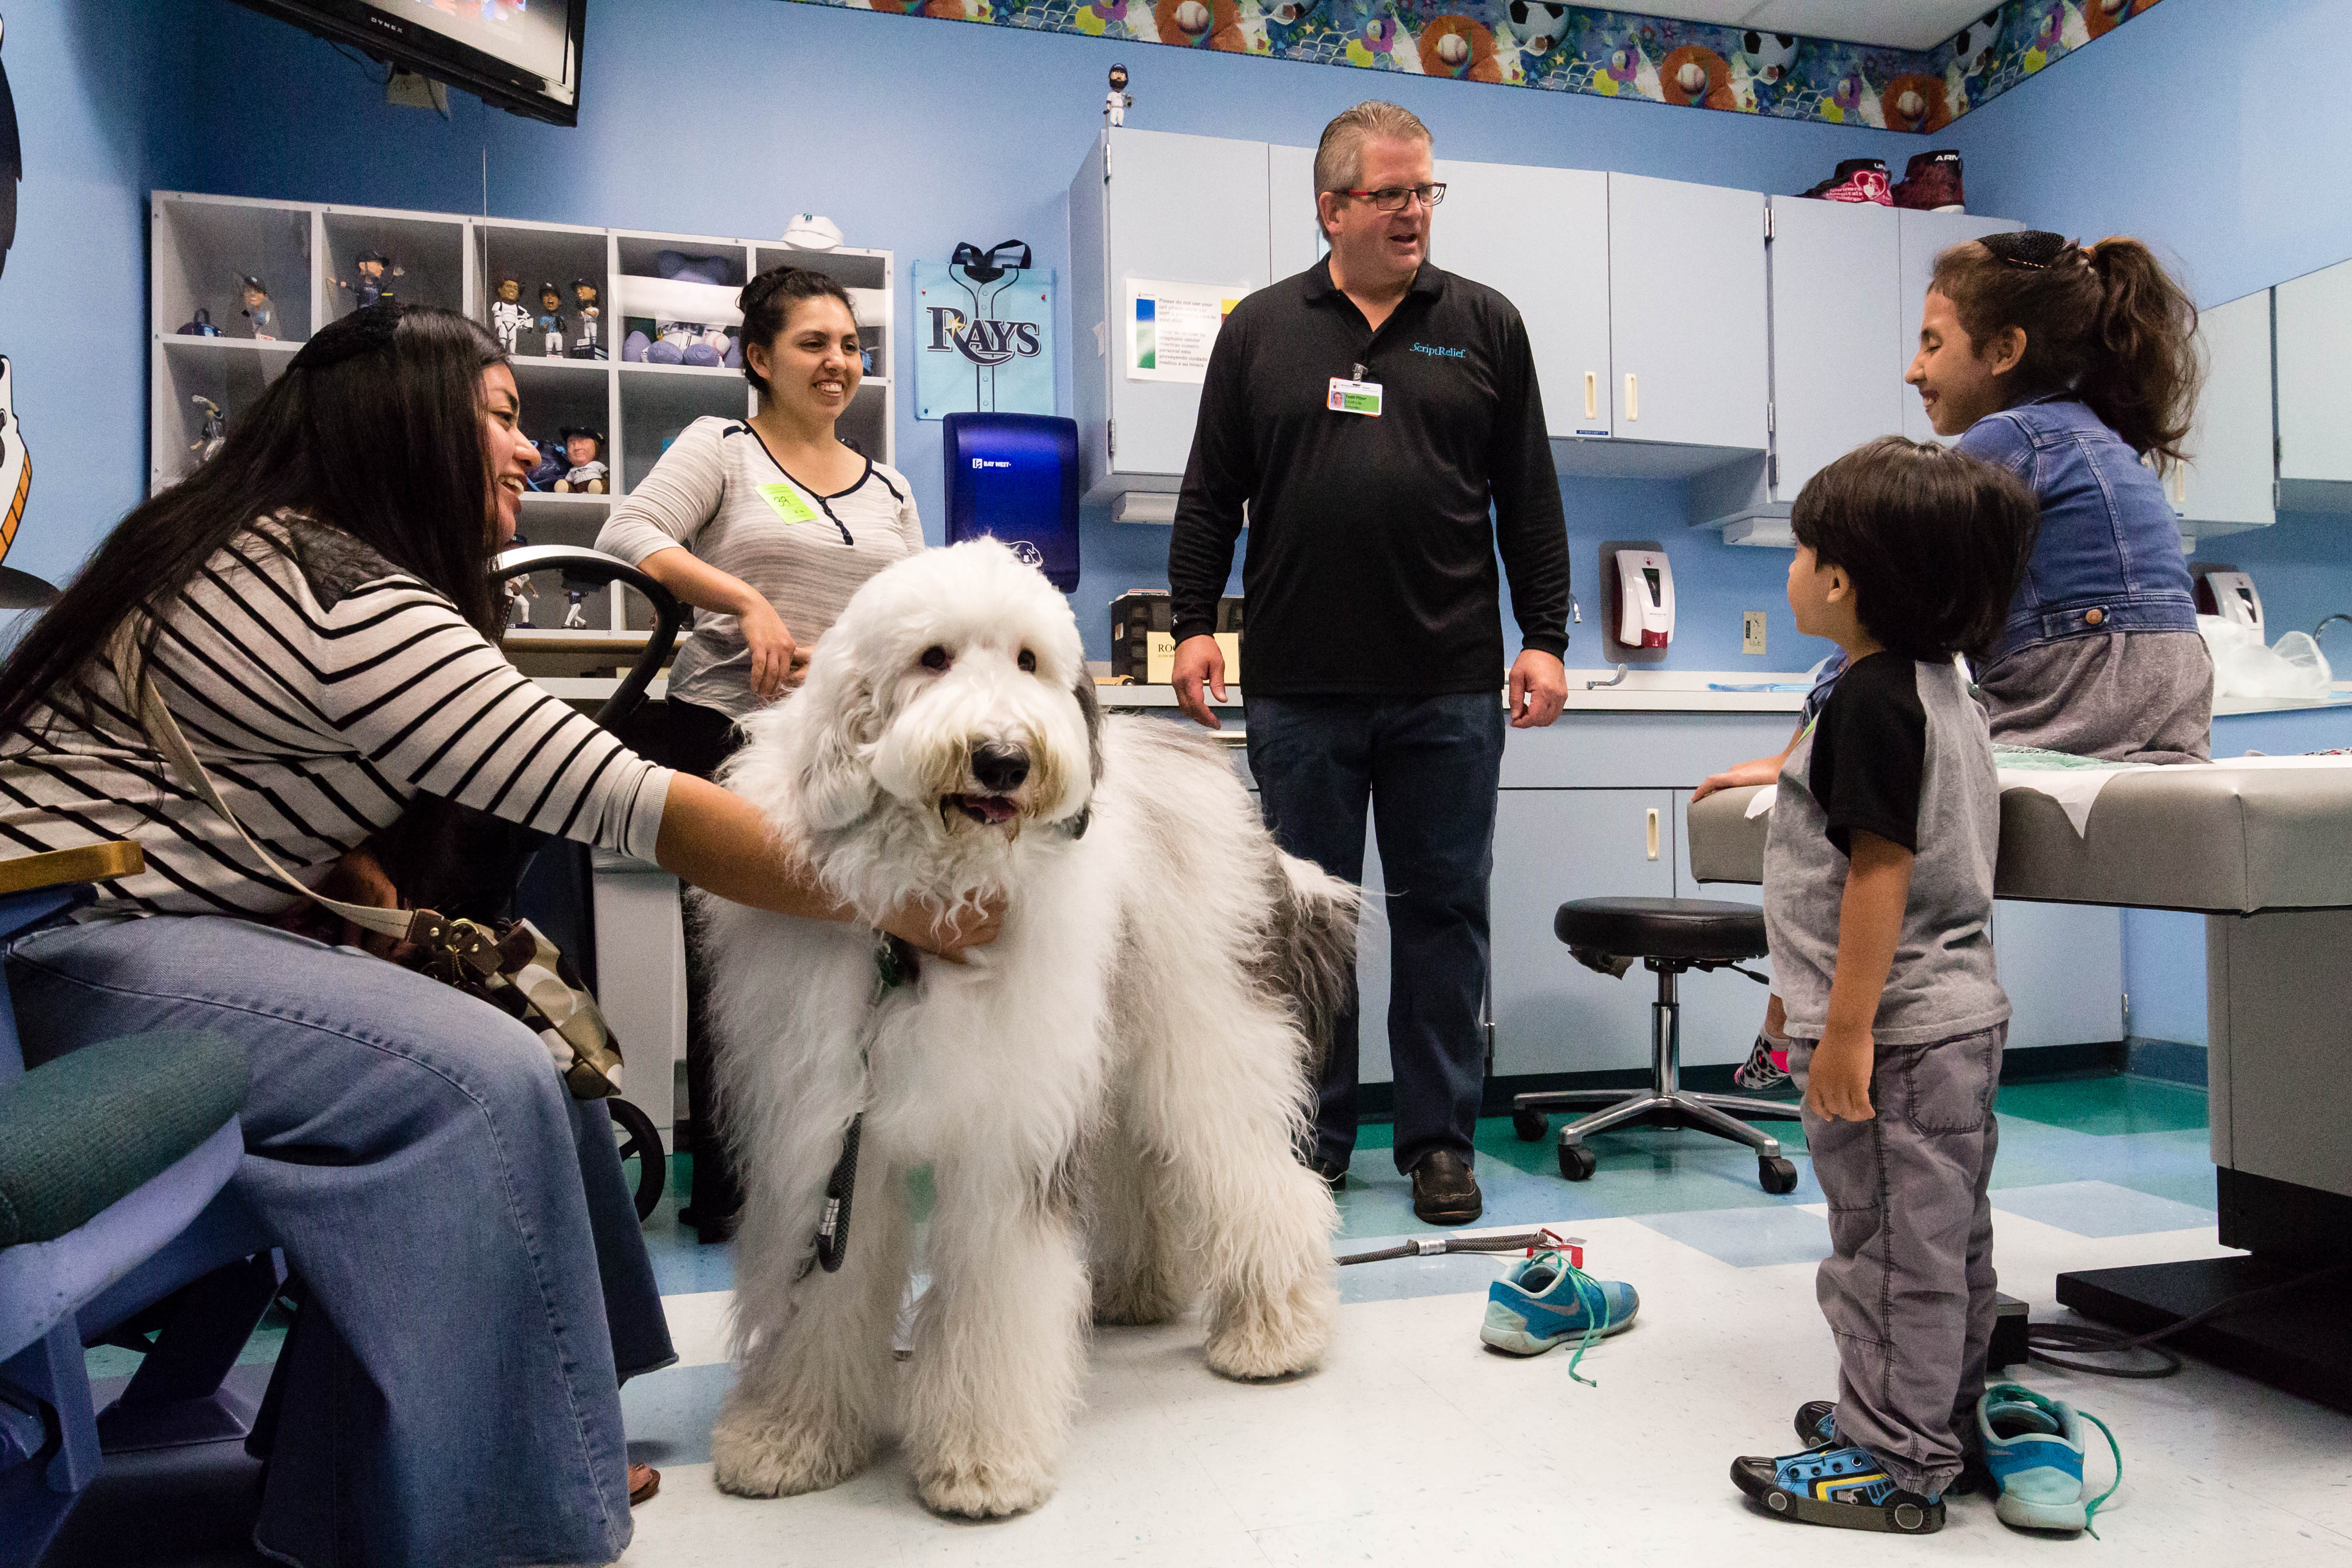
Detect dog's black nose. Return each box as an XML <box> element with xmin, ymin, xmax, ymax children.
<box><xmin>970</xmin><ymin>741</ymin><xmax>1029</xmax><ymax>793</ymax></box>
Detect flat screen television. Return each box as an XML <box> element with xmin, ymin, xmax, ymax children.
<box><xmin>231</xmin><ymin>0</ymin><xmax>588</xmax><ymax>126</ymax></box>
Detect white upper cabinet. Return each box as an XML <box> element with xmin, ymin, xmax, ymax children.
<box><xmin>2173</xmin><ymin>289</ymin><xmax>2275</xmax><ymax>536</ymax></box>
<box><xmin>1607</xmin><ymin>173</ymin><xmax>1768</xmax><ymax>451</ymax></box>
<box><xmin>1896</xmin><ymin>209</ymin><xmax>2024</xmax><ymax>444</ymax></box>
<box><xmin>1767</xmin><ymin>196</ymin><xmax>1903</xmax><ymax>498</ymax></box>
<box><xmin>1435</xmin><ymin>158</ymin><xmax>1613</xmax><ymax>441</ymax></box>
<box><xmin>1068</xmin><ymin>128</ymin><xmax>1271</xmax><ymax>497</ymax></box>
<box><xmin>2276</xmin><ymin>255</ymin><xmax>2352</xmax><ymax>506</ymax></box>
<box><xmin>1266</xmin><ymin>142</ymin><xmax>1323</xmax><ymax>286</ymax></box>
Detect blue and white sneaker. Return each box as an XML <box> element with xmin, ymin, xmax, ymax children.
<box><xmin>1978</xmin><ymin>1384</ymin><xmax>2122</xmax><ymax>1536</ymax></box>
<box><xmin>1479</xmin><ymin>1250</ymin><xmax>1637</xmax><ymax>1383</ymax></box>
<box><xmin>1731</xmin><ymin>1443</ymin><xmax>1945</xmax><ymax>1534</ymax></box>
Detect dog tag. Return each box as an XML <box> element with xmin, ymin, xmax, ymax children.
<box><xmin>1327</xmin><ymin>377</ymin><xmax>1382</xmax><ymax>416</ymax></box>
<box><xmin>756</xmin><ymin>481</ymin><xmax>821</xmax><ymax>525</ymax></box>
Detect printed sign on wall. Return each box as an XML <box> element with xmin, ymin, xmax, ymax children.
<box><xmin>913</xmin><ymin>255</ymin><xmax>1054</xmax><ymax>421</ymax></box>
<box><xmin>1125</xmin><ymin>279</ymin><xmax>1242</xmax><ymax>385</ymax></box>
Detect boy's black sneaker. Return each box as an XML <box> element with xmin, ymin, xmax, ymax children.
<box><xmin>1733</xmin><ymin>1443</ymin><xmax>1945</xmax><ymax>1533</ymax></box>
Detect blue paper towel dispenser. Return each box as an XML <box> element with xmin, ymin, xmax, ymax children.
<box><xmin>942</xmin><ymin>412</ymin><xmax>1081</xmax><ymax>591</ymax></box>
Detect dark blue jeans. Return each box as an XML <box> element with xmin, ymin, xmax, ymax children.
<box><xmin>1245</xmin><ymin>692</ymin><xmax>1504</xmax><ymax>1174</ymax></box>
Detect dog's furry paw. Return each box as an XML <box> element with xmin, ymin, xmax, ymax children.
<box><xmin>1205</xmin><ymin>1269</ymin><xmax>1338</xmax><ymax>1381</ymax></box>
<box><xmin>1091</xmin><ymin>1267</ymin><xmax>1190</xmax><ymax>1327</ymax></box>
<box><xmin>710</xmin><ymin>1408</ymin><xmax>872</xmax><ymax>1498</ymax></box>
<box><xmin>913</xmin><ymin>1453</ymin><xmax>1058</xmax><ymax>1518</ymax></box>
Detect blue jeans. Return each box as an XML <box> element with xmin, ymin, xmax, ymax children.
<box><xmin>1245</xmin><ymin>693</ymin><xmax>1504</xmax><ymax>1173</ymax></box>
<box><xmin>6</xmin><ymin>916</ymin><xmax>671</xmax><ymax>1568</ymax></box>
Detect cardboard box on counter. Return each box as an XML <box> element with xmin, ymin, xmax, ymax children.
<box><xmin>1110</xmin><ymin>590</ymin><xmax>1243</xmax><ymax>684</ymax></box>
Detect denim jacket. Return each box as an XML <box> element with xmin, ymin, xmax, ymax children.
<box><xmin>1957</xmin><ymin>396</ymin><xmax>2197</xmax><ymax>664</ymax></box>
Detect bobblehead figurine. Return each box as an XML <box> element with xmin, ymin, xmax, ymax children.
<box><xmin>570</xmin><ymin>278</ymin><xmax>603</xmax><ymax>358</ymax></box>
<box><xmin>490</xmin><ymin>275</ymin><xmax>531</xmax><ymax>354</ymax></box>
<box><xmin>537</xmin><ymin>283</ymin><xmax>565</xmax><ymax>357</ymax></box>
<box><xmin>334</xmin><ymin>250</ymin><xmax>403</xmax><ymax>309</ymax></box>
<box><xmin>552</xmin><ymin>428</ymin><xmax>607</xmax><ymax>494</ymax></box>
<box><xmin>238</xmin><ymin>275</ymin><xmax>276</xmax><ymax>339</ymax></box>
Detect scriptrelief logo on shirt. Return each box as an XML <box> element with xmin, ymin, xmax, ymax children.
<box><xmin>1411</xmin><ymin>342</ymin><xmax>1466</xmax><ymax>359</ymax></box>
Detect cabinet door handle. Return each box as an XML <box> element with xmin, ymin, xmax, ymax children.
<box><xmin>1645</xmin><ymin>807</ymin><xmax>1660</xmax><ymax>861</ymax></box>
<box><xmin>1625</xmin><ymin>372</ymin><xmax>1639</xmax><ymax>421</ymax></box>
<box><xmin>1584</xmin><ymin>371</ymin><xmax>1598</xmax><ymax>419</ymax></box>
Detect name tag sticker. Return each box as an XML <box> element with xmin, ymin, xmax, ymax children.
<box><xmin>756</xmin><ymin>481</ymin><xmax>820</xmax><ymax>525</ymax></box>
<box><xmin>1327</xmin><ymin>377</ymin><xmax>1382</xmax><ymax>416</ymax></box>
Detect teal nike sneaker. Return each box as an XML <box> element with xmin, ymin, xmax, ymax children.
<box><xmin>1977</xmin><ymin>1384</ymin><xmax>2122</xmax><ymax>1536</ymax></box>
<box><xmin>1479</xmin><ymin>1250</ymin><xmax>1638</xmax><ymax>1384</ymax></box>
<box><xmin>1730</xmin><ymin>1443</ymin><xmax>1945</xmax><ymax>1534</ymax></box>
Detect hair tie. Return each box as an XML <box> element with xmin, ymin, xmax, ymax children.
<box><xmin>290</xmin><ymin>302</ymin><xmax>404</xmax><ymax>372</ymax></box>
<box><xmin>1981</xmin><ymin>230</ymin><xmax>2084</xmax><ymax>272</ymax></box>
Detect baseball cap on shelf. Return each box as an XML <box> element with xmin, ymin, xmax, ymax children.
<box><xmin>782</xmin><ymin>213</ymin><xmax>844</xmax><ymax>251</ymax></box>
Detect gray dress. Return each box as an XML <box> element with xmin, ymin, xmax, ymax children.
<box><xmin>1973</xmin><ymin>629</ymin><xmax>2213</xmax><ymax>765</ymax></box>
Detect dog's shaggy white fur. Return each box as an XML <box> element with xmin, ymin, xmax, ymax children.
<box><xmin>697</xmin><ymin>540</ymin><xmax>1354</xmax><ymax>1519</ymax></box>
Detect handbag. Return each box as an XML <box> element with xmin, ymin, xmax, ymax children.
<box><xmin>105</xmin><ymin>620</ymin><xmax>628</xmax><ymax>1101</ymax></box>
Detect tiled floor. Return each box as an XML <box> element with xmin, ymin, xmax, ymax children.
<box><xmin>47</xmin><ymin>1075</ymin><xmax>2352</xmax><ymax>1566</ymax></box>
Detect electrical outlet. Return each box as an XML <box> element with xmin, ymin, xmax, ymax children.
<box><xmin>1742</xmin><ymin>611</ymin><xmax>1768</xmax><ymax>656</ymax></box>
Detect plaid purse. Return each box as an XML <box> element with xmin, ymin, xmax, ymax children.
<box><xmin>107</xmin><ymin>621</ymin><xmax>627</xmax><ymax>1100</ymax></box>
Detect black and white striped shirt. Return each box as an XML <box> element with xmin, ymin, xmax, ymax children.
<box><xmin>0</xmin><ymin>515</ymin><xmax>672</xmax><ymax>919</ymax></box>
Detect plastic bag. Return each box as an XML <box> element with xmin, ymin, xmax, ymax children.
<box><xmin>2197</xmin><ymin>615</ymin><xmax>2333</xmax><ymax>700</ymax></box>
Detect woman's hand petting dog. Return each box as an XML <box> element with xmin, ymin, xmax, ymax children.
<box><xmin>876</xmin><ymin>890</ymin><xmax>1006</xmax><ymax>963</ymax></box>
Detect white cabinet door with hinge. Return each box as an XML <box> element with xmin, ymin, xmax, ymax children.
<box><xmin>2276</xmin><ymin>256</ymin><xmax>2352</xmax><ymax>485</ymax></box>
<box><xmin>1606</xmin><ymin>173</ymin><xmax>1767</xmax><ymax>450</ymax></box>
<box><xmin>1267</xmin><ymin>142</ymin><xmax>1325</xmax><ymax>288</ymax></box>
<box><xmin>2174</xmin><ymin>288</ymin><xmax>2275</xmax><ymax>535</ymax></box>
<box><xmin>1103</xmin><ymin>128</ymin><xmax>1272</xmax><ymax>482</ymax></box>
<box><xmin>1436</xmin><ymin>158</ymin><xmax>1613</xmax><ymax>440</ymax></box>
<box><xmin>1767</xmin><ymin>196</ymin><xmax>1904</xmax><ymax>499</ymax></box>
<box><xmin>1897</xmin><ymin>209</ymin><xmax>2024</xmax><ymax>445</ymax></box>
<box><xmin>1671</xmin><ymin>789</ymin><xmax>1774</xmax><ymax>1068</ymax></box>
<box><xmin>1490</xmin><ymin>789</ymin><xmax>1678</xmax><ymax>1077</ymax></box>
<box><xmin>1992</xmin><ymin>900</ymin><xmax>2123</xmax><ymax>1049</ymax></box>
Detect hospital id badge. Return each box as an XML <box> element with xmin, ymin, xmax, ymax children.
<box><xmin>1327</xmin><ymin>377</ymin><xmax>1382</xmax><ymax>416</ymax></box>
<box><xmin>756</xmin><ymin>481</ymin><xmax>820</xmax><ymax>524</ymax></box>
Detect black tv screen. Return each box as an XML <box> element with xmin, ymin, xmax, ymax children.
<box><xmin>233</xmin><ymin>0</ymin><xmax>588</xmax><ymax>126</ymax></box>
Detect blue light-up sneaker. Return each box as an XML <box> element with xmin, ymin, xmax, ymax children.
<box><xmin>1977</xmin><ymin>1384</ymin><xmax>2122</xmax><ymax>1536</ymax></box>
<box><xmin>1479</xmin><ymin>1250</ymin><xmax>1637</xmax><ymax>1383</ymax></box>
<box><xmin>1731</xmin><ymin>1443</ymin><xmax>1945</xmax><ymax>1534</ymax></box>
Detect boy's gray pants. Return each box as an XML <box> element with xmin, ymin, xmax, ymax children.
<box><xmin>1789</xmin><ymin>1023</ymin><xmax>2005</xmax><ymax>1497</ymax></box>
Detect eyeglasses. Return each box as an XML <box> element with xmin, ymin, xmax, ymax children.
<box><xmin>1334</xmin><ymin>182</ymin><xmax>1447</xmax><ymax>213</ymax></box>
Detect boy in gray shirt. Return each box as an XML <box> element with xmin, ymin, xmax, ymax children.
<box><xmin>1731</xmin><ymin>437</ymin><xmax>2038</xmax><ymax>1535</ymax></box>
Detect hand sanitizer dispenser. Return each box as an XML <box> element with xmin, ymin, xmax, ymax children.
<box><xmin>2200</xmin><ymin>569</ymin><xmax>2264</xmax><ymax>641</ymax></box>
<box><xmin>1600</xmin><ymin>541</ymin><xmax>1674</xmax><ymax>664</ymax></box>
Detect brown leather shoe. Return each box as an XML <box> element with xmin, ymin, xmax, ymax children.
<box><xmin>1410</xmin><ymin>1149</ymin><xmax>1482</xmax><ymax>1225</ymax></box>
<box><xmin>629</xmin><ymin>1462</ymin><xmax>661</xmax><ymax>1505</ymax></box>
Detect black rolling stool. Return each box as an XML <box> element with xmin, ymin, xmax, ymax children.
<box><xmin>1511</xmin><ymin>897</ymin><xmax>1803</xmax><ymax>1194</ymax></box>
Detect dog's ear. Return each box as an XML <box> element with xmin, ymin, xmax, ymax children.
<box><xmin>1073</xmin><ymin>673</ymin><xmax>1104</xmax><ymax>787</ymax></box>
<box><xmin>799</xmin><ymin>671</ymin><xmax>886</xmax><ymax>832</ymax></box>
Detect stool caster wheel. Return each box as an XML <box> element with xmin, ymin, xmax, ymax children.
<box><xmin>1558</xmin><ymin>1142</ymin><xmax>1597</xmax><ymax>1181</ymax></box>
<box><xmin>1759</xmin><ymin>1156</ymin><xmax>1799</xmax><ymax>1196</ymax></box>
<box><xmin>1512</xmin><ymin>1107</ymin><xmax>1548</xmax><ymax>1142</ymax></box>
<box><xmin>609</xmin><ymin>1097</ymin><xmax>667</xmax><ymax>1222</ymax></box>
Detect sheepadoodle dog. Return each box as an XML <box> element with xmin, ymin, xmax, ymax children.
<box><xmin>698</xmin><ymin>539</ymin><xmax>1355</xmax><ymax>1518</ymax></box>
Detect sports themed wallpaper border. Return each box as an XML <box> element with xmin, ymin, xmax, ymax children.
<box><xmin>786</xmin><ymin>0</ymin><xmax>2164</xmax><ymax>133</ymax></box>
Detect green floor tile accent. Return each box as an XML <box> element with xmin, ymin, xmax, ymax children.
<box><xmin>1994</xmin><ymin>1073</ymin><xmax>2210</xmax><ymax>1136</ymax></box>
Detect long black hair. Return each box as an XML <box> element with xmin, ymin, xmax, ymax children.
<box><xmin>0</xmin><ymin>303</ymin><xmax>508</xmax><ymax>740</ymax></box>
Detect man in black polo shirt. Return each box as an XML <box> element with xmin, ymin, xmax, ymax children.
<box><xmin>1168</xmin><ymin>100</ymin><xmax>1570</xmax><ymax>1225</ymax></box>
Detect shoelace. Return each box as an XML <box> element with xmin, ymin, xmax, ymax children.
<box><xmin>2078</xmin><ymin>1408</ymin><xmax>2123</xmax><ymax>1539</ymax></box>
<box><xmin>1521</xmin><ymin>1250</ymin><xmax>1613</xmax><ymax>1387</ymax></box>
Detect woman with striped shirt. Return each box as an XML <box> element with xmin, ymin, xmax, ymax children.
<box><xmin>0</xmin><ymin>305</ymin><xmax>988</xmax><ymax>1567</ymax></box>
<box><xmin>598</xmin><ymin>266</ymin><xmax>923</xmax><ymax>1241</ymax></box>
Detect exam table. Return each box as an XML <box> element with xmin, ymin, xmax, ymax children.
<box><xmin>1687</xmin><ymin>762</ymin><xmax>2352</xmax><ymax>1412</ymax></box>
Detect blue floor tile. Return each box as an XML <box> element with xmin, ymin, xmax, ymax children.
<box><xmin>1635</xmin><ymin>1204</ymin><xmax>1832</xmax><ymax>1269</ymax></box>
<box><xmin>622</xmin><ymin>1358</ymin><xmax>732</xmax><ymax>1469</ymax></box>
<box><xmin>1989</xmin><ymin>1179</ymin><xmax>2219</xmax><ymax>1238</ymax></box>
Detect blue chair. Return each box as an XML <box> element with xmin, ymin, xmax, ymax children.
<box><xmin>0</xmin><ymin>843</ymin><xmax>274</xmax><ymax>1567</ymax></box>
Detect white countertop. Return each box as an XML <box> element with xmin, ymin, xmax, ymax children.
<box><xmin>1094</xmin><ymin>670</ymin><xmax>1812</xmax><ymax>715</ymax></box>
<box><xmin>2212</xmin><ymin>682</ymin><xmax>2352</xmax><ymax>718</ymax></box>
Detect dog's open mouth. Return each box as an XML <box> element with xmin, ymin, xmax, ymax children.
<box><xmin>945</xmin><ymin>793</ymin><xmax>1019</xmax><ymax>828</ymax></box>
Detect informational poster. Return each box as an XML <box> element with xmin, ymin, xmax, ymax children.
<box><xmin>913</xmin><ymin>259</ymin><xmax>1055</xmax><ymax>421</ymax></box>
<box><xmin>1126</xmin><ymin>279</ymin><xmax>1242</xmax><ymax>384</ymax></box>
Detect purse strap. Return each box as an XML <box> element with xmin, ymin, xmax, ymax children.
<box><xmin>106</xmin><ymin>618</ymin><xmax>447</xmax><ymax>949</ymax></box>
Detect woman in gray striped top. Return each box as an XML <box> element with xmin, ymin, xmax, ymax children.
<box><xmin>598</xmin><ymin>266</ymin><xmax>924</xmax><ymax>1241</ymax></box>
<box><xmin>0</xmin><ymin>305</ymin><xmax>983</xmax><ymax>1567</ymax></box>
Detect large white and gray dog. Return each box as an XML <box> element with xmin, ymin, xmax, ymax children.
<box><xmin>698</xmin><ymin>540</ymin><xmax>1355</xmax><ymax>1518</ymax></box>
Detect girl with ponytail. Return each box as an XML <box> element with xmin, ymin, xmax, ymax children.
<box><xmin>1906</xmin><ymin>231</ymin><xmax>2211</xmax><ymax>762</ymax></box>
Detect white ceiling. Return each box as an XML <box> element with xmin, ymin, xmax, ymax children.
<box><xmin>1622</xmin><ymin>1</ymin><xmax>1999</xmax><ymax>53</ymax></box>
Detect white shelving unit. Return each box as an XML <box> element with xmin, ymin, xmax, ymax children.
<box><xmin>151</xmin><ymin>191</ymin><xmax>895</xmax><ymax>642</ymax></box>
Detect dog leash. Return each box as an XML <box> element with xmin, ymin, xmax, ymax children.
<box><xmin>802</xmin><ymin>933</ymin><xmax>920</xmax><ymax>1278</ymax></box>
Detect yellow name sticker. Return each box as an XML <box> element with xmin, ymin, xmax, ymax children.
<box><xmin>756</xmin><ymin>481</ymin><xmax>820</xmax><ymax>525</ymax></box>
